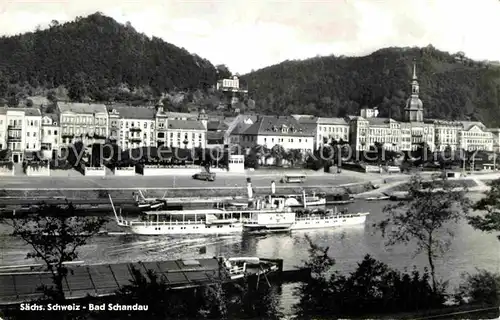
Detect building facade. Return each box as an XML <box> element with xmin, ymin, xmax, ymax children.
<box><xmin>239</xmin><ymin>116</ymin><xmax>315</xmax><ymax>152</ymax></box>
<box><xmin>107</xmin><ymin>105</ymin><xmax>156</xmax><ymax>150</ymax></box>
<box><xmin>57</xmin><ymin>102</ymin><xmax>109</xmax><ymax>146</ymax></box>
<box><xmin>41</xmin><ymin>114</ymin><xmax>60</xmax><ymax>159</ymax></box>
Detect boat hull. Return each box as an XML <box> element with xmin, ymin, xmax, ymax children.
<box><xmin>126</xmin><ymin>223</ymin><xmax>243</xmax><ymax>235</ymax></box>
<box><xmin>243</xmin><ymin>224</ymin><xmax>292</xmax><ymax>233</ymax></box>
<box><xmin>290</xmin><ymin>214</ymin><xmax>368</xmax><ymax>230</ymax></box>
<box><xmin>289</xmin><ymin>199</ymin><xmax>326</xmax><ymax>207</ymax></box>
<box><xmin>326</xmin><ymin>200</ymin><xmax>354</xmax><ymax>205</ymax></box>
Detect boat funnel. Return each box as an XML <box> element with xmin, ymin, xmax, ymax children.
<box><xmin>271</xmin><ymin>180</ymin><xmax>276</xmax><ymax>194</ymax></box>
<box><xmin>302</xmin><ymin>189</ymin><xmax>307</xmax><ymax>209</ymax></box>
<box><xmin>247</xmin><ymin>178</ymin><xmax>253</xmax><ymax>199</ymax></box>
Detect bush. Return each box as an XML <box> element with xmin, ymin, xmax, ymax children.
<box><xmin>455</xmin><ymin>269</ymin><xmax>500</xmax><ymax>306</ymax></box>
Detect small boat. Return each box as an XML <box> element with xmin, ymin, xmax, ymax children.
<box><xmin>291</xmin><ymin>207</ymin><xmax>369</xmax><ymax>230</ymax></box>
<box><xmin>325</xmin><ymin>193</ymin><xmax>354</xmax><ymax>205</ymax></box>
<box><xmin>134</xmin><ymin>190</ymin><xmax>167</xmax><ymax>210</ymax></box>
<box><xmin>365</xmin><ymin>195</ymin><xmax>390</xmax><ymax>201</ymax></box>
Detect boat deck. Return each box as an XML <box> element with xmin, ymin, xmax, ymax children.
<box><xmin>0</xmin><ymin>258</ymin><xmax>228</xmax><ymax>305</ymax></box>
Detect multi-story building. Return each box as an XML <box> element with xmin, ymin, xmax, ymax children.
<box><xmin>57</xmin><ymin>102</ymin><xmax>109</xmax><ymax>146</ymax></box>
<box><xmin>488</xmin><ymin>128</ymin><xmax>500</xmax><ymax>152</ymax></box>
<box><xmin>0</xmin><ymin>109</ymin><xmax>5</xmax><ymax>151</ymax></box>
<box><xmin>239</xmin><ymin>116</ymin><xmax>315</xmax><ymax>152</ymax></box>
<box><xmin>0</xmin><ymin>107</ymin><xmax>42</xmax><ymax>162</ymax></box>
<box><xmin>433</xmin><ymin>120</ymin><xmax>462</xmax><ymax>151</ymax></box>
<box><xmin>459</xmin><ymin>121</ymin><xmax>493</xmax><ymax>151</ymax></box>
<box><xmin>41</xmin><ymin>113</ymin><xmax>60</xmax><ymax>158</ymax></box>
<box><xmin>166</xmin><ymin>119</ymin><xmax>206</xmax><ymax>149</ymax></box>
<box><xmin>107</xmin><ymin>105</ymin><xmax>156</xmax><ymax>150</ymax></box>
<box><xmin>227</xmin><ymin>115</ymin><xmax>256</xmax><ymax>146</ymax></box>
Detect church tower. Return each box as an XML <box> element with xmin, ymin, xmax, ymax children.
<box><xmin>404</xmin><ymin>60</ymin><xmax>424</xmax><ymax>122</ymax></box>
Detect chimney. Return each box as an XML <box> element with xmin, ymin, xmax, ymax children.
<box><xmin>302</xmin><ymin>189</ymin><xmax>307</xmax><ymax>209</ymax></box>
<box><xmin>247</xmin><ymin>177</ymin><xmax>253</xmax><ymax>199</ymax></box>
<box><xmin>271</xmin><ymin>180</ymin><xmax>276</xmax><ymax>195</ymax></box>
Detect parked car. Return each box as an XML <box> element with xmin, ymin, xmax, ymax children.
<box><xmin>192</xmin><ymin>172</ymin><xmax>216</xmax><ymax>181</ymax></box>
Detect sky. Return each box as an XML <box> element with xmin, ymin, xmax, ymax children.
<box><xmin>0</xmin><ymin>0</ymin><xmax>498</xmax><ymax>74</ymax></box>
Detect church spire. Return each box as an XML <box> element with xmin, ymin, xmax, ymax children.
<box><xmin>412</xmin><ymin>59</ymin><xmax>417</xmax><ymax>80</ymax></box>
<box><xmin>411</xmin><ymin>59</ymin><xmax>419</xmax><ymax>96</ymax></box>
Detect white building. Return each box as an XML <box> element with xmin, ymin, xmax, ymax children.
<box><xmin>166</xmin><ymin>119</ymin><xmax>206</xmax><ymax>149</ymax></box>
<box><xmin>57</xmin><ymin>102</ymin><xmax>109</xmax><ymax>146</ymax></box>
<box><xmin>0</xmin><ymin>107</ymin><xmax>42</xmax><ymax>162</ymax></box>
<box><xmin>459</xmin><ymin>121</ymin><xmax>493</xmax><ymax>151</ymax></box>
<box><xmin>107</xmin><ymin>105</ymin><xmax>156</xmax><ymax>150</ymax></box>
<box><xmin>239</xmin><ymin>116</ymin><xmax>315</xmax><ymax>152</ymax></box>
<box><xmin>41</xmin><ymin>114</ymin><xmax>60</xmax><ymax>159</ymax></box>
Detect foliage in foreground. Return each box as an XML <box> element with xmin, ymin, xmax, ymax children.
<box><xmin>0</xmin><ymin>203</ymin><xmax>107</xmax><ymax>302</ymax></box>
<box><xmin>455</xmin><ymin>269</ymin><xmax>500</xmax><ymax>307</ymax></box>
<box><xmin>293</xmin><ymin>235</ymin><xmax>444</xmax><ymax>319</ymax></box>
<box><xmin>375</xmin><ymin>174</ymin><xmax>471</xmax><ymax>292</ymax></box>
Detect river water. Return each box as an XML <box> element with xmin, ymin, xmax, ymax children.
<box><xmin>1</xmin><ymin>193</ymin><xmax>499</xmax><ymax>313</ymax></box>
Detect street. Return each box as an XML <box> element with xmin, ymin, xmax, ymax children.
<box><xmin>0</xmin><ymin>172</ymin><xmax>377</xmax><ymax>190</ymax></box>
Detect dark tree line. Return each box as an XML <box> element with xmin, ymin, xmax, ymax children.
<box><xmin>0</xmin><ymin>13</ymin><xmax>217</xmax><ymax>103</ymax></box>
<box><xmin>241</xmin><ymin>46</ymin><xmax>500</xmax><ymax>127</ymax></box>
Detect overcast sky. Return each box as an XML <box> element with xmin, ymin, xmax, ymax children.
<box><xmin>0</xmin><ymin>0</ymin><xmax>498</xmax><ymax>74</ymax></box>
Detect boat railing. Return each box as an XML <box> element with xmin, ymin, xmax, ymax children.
<box><xmin>125</xmin><ymin>219</ymin><xmax>208</xmax><ymax>226</ymax></box>
<box><xmin>227</xmin><ymin>264</ymin><xmax>246</xmax><ymax>276</ymax></box>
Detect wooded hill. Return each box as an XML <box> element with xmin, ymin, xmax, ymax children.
<box><xmin>0</xmin><ymin>12</ymin><xmax>218</xmax><ymax>104</ymax></box>
<box><xmin>241</xmin><ymin>46</ymin><xmax>500</xmax><ymax>127</ymax></box>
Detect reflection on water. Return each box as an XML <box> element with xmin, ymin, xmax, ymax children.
<box><xmin>0</xmin><ymin>198</ymin><xmax>499</xmax><ymax>313</ymax></box>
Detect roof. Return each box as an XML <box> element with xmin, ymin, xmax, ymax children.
<box><xmin>0</xmin><ymin>107</ymin><xmax>41</xmax><ymax>116</ymax></box>
<box><xmin>156</xmin><ymin>108</ymin><xmax>197</xmax><ymax>120</ymax></box>
<box><xmin>107</xmin><ymin>105</ymin><xmax>156</xmax><ymax>120</ymax></box>
<box><xmin>460</xmin><ymin>121</ymin><xmax>486</xmax><ymax>131</ymax></box>
<box><xmin>167</xmin><ymin>119</ymin><xmax>206</xmax><ymax>131</ymax></box>
<box><xmin>230</xmin><ymin>122</ymin><xmax>253</xmax><ymax>135</ymax></box>
<box><xmin>42</xmin><ymin>113</ymin><xmax>58</xmax><ymax>123</ymax></box>
<box><xmin>317</xmin><ymin>117</ymin><xmax>348</xmax><ymax>125</ymax></box>
<box><xmin>207</xmin><ymin>120</ymin><xmax>229</xmax><ymax>131</ymax></box>
<box><xmin>0</xmin><ymin>258</ymin><xmax>224</xmax><ymax>304</ymax></box>
<box><xmin>207</xmin><ymin>131</ymin><xmax>225</xmax><ymax>141</ymax></box>
<box><xmin>294</xmin><ymin>115</ymin><xmax>318</xmax><ymax>124</ymax></box>
<box><xmin>57</xmin><ymin>102</ymin><xmax>107</xmax><ymax>114</ymax></box>
<box><xmin>242</xmin><ymin>116</ymin><xmax>315</xmax><ymax>137</ymax></box>
<box><xmin>366</xmin><ymin>118</ymin><xmax>396</xmax><ymax>126</ymax></box>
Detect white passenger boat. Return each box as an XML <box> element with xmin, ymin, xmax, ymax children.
<box><xmin>291</xmin><ymin>207</ymin><xmax>369</xmax><ymax>230</ymax></box>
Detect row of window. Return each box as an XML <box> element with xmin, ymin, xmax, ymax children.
<box><xmin>61</xmin><ymin>117</ymin><xmax>106</xmax><ymax>125</ymax></box>
<box><xmin>157</xmin><ymin>132</ymin><xmax>204</xmax><ymax>139</ymax></box>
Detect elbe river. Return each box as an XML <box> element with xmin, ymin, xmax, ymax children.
<box><xmin>1</xmin><ymin>193</ymin><xmax>499</xmax><ymax>313</ymax></box>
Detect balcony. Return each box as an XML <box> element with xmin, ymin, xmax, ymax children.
<box><xmin>7</xmin><ymin>135</ymin><xmax>21</xmax><ymax>142</ymax></box>
<box><xmin>129</xmin><ymin>137</ymin><xmax>142</xmax><ymax>143</ymax></box>
<box><xmin>7</xmin><ymin>124</ymin><xmax>22</xmax><ymax>130</ymax></box>
<box><xmin>129</xmin><ymin>127</ymin><xmax>142</xmax><ymax>132</ymax></box>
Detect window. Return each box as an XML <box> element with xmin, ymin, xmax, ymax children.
<box><xmin>54</xmin><ymin>130</ymin><xmax>58</xmax><ymax>135</ymax></box>
<box><xmin>144</xmin><ymin>122</ymin><xmax>147</xmax><ymax>128</ymax></box>
<box><xmin>27</xmin><ymin>132</ymin><xmax>30</xmax><ymax>137</ymax></box>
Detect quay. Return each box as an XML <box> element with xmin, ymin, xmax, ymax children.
<box><xmin>0</xmin><ymin>257</ymin><xmax>309</xmax><ymax>305</ymax></box>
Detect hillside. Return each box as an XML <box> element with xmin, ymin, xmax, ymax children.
<box><xmin>0</xmin><ymin>12</ymin><xmax>218</xmax><ymax>104</ymax></box>
<box><xmin>241</xmin><ymin>46</ymin><xmax>500</xmax><ymax>127</ymax></box>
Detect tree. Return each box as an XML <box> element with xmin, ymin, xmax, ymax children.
<box><xmin>270</xmin><ymin>144</ymin><xmax>286</xmax><ymax>166</ymax></box>
<box><xmin>216</xmin><ymin>64</ymin><xmax>232</xmax><ymax>80</ymax></box>
<box><xmin>113</xmin><ymin>266</ymin><xmax>199</xmax><ymax>319</ymax></box>
<box><xmin>469</xmin><ymin>179</ymin><xmax>500</xmax><ymax>237</ymax></box>
<box><xmin>293</xmin><ymin>235</ymin><xmax>340</xmax><ymax>318</ymax></box>
<box><xmin>1</xmin><ymin>203</ymin><xmax>106</xmax><ymax>301</ymax></box>
<box><xmin>375</xmin><ymin>175</ymin><xmax>471</xmax><ymax>293</ymax></box>
<box><xmin>455</xmin><ymin>269</ymin><xmax>500</xmax><ymax>306</ymax></box>
<box><xmin>68</xmin><ymin>72</ymin><xmax>89</xmax><ymax>102</ymax></box>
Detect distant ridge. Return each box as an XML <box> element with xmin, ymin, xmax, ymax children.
<box><xmin>241</xmin><ymin>46</ymin><xmax>500</xmax><ymax>127</ymax></box>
